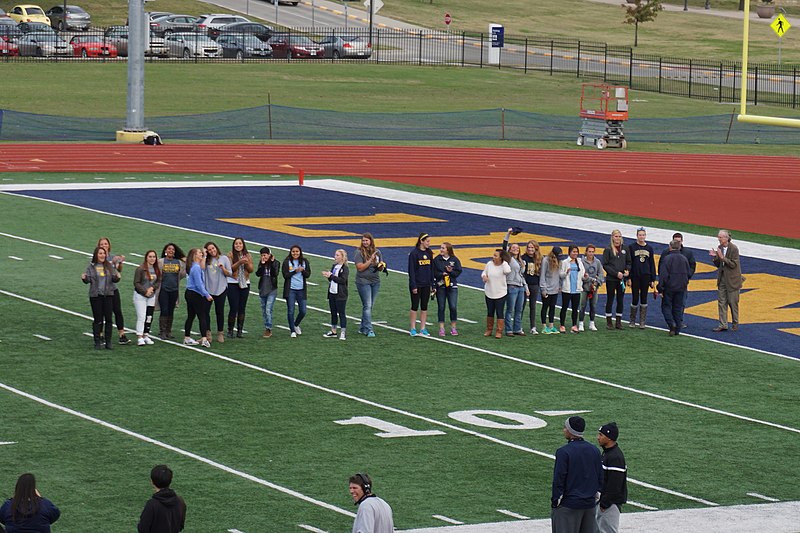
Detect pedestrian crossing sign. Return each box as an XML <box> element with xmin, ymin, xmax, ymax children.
<box><xmin>771</xmin><ymin>14</ymin><xmax>790</xmax><ymax>38</ymax></box>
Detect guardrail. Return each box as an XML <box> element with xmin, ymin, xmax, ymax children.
<box><xmin>3</xmin><ymin>27</ymin><xmax>798</xmax><ymax>108</ymax></box>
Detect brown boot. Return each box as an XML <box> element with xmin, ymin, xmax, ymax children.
<box><xmin>495</xmin><ymin>319</ymin><xmax>505</xmax><ymax>339</ymax></box>
<box><xmin>484</xmin><ymin>317</ymin><xmax>494</xmax><ymax>337</ymax></box>
<box><xmin>615</xmin><ymin>316</ymin><xmax>623</xmax><ymax>329</ymax></box>
<box><xmin>639</xmin><ymin>304</ymin><xmax>648</xmax><ymax>329</ymax></box>
<box><xmin>606</xmin><ymin>316</ymin><xmax>614</xmax><ymax>330</ymax></box>
<box><xmin>629</xmin><ymin>306</ymin><xmax>637</xmax><ymax>328</ymax></box>
<box><xmin>158</xmin><ymin>316</ymin><xmax>169</xmax><ymax>339</ymax></box>
<box><xmin>217</xmin><ymin>331</ymin><xmax>225</xmax><ymax>343</ymax></box>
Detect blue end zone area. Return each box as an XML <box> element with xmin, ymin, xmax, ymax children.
<box><xmin>16</xmin><ymin>184</ymin><xmax>800</xmax><ymax>359</ymax></box>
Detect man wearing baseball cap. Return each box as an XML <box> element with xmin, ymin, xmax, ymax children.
<box><xmin>597</xmin><ymin>422</ymin><xmax>627</xmax><ymax>533</ymax></box>
<box><xmin>551</xmin><ymin>416</ymin><xmax>604</xmax><ymax>533</ymax></box>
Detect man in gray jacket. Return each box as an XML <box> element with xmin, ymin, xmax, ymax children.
<box><xmin>349</xmin><ymin>473</ymin><xmax>393</xmax><ymax>533</ymax></box>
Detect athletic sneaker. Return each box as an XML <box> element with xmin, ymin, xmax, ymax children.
<box><xmin>201</xmin><ymin>338</ymin><xmax>211</xmax><ymax>348</ymax></box>
<box><xmin>439</xmin><ymin>328</ymin><xmax>446</xmax><ymax>337</ymax></box>
<box><xmin>588</xmin><ymin>322</ymin><xmax>598</xmax><ymax>331</ymax></box>
<box><xmin>290</xmin><ymin>332</ymin><xmax>297</xmax><ymax>338</ymax></box>
<box><xmin>323</xmin><ymin>331</ymin><xmax>337</xmax><ymax>338</ymax></box>
<box><xmin>559</xmin><ymin>326</ymin><xmax>567</xmax><ymax>333</ymax></box>
<box><xmin>530</xmin><ymin>327</ymin><xmax>539</xmax><ymax>335</ymax></box>
<box><xmin>137</xmin><ymin>337</ymin><xmax>146</xmax><ymax>346</ymax></box>
<box><xmin>570</xmin><ymin>326</ymin><xmax>579</xmax><ymax>333</ymax></box>
<box><xmin>295</xmin><ymin>325</ymin><xmax>302</xmax><ymax>336</ymax></box>
<box><xmin>409</xmin><ymin>328</ymin><xmax>418</xmax><ymax>337</ymax></box>
<box><xmin>578</xmin><ymin>322</ymin><xmax>585</xmax><ymax>332</ymax></box>
<box><xmin>143</xmin><ymin>336</ymin><xmax>154</xmax><ymax>345</ymax></box>
<box><xmin>183</xmin><ymin>337</ymin><xmax>199</xmax><ymax>345</ymax></box>
<box><xmin>339</xmin><ymin>331</ymin><xmax>346</xmax><ymax>341</ymax></box>
<box><xmin>367</xmin><ymin>331</ymin><xmax>376</xmax><ymax>338</ymax></box>
<box><xmin>450</xmin><ymin>327</ymin><xmax>458</xmax><ymax>336</ymax></box>
<box><xmin>419</xmin><ymin>328</ymin><xmax>431</xmax><ymax>336</ymax></box>
<box><xmin>119</xmin><ymin>334</ymin><xmax>131</xmax><ymax>345</ymax></box>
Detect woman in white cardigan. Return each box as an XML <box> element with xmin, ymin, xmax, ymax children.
<box><xmin>559</xmin><ymin>245</ymin><xmax>587</xmax><ymax>333</ymax></box>
<box><xmin>482</xmin><ymin>249</ymin><xmax>512</xmax><ymax>339</ymax></box>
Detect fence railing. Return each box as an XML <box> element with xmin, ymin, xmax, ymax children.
<box><xmin>3</xmin><ymin>27</ymin><xmax>799</xmax><ymax>108</ymax></box>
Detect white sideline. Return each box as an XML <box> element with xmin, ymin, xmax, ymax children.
<box><xmin>398</xmin><ymin>501</ymin><xmax>800</xmax><ymax>533</ymax></box>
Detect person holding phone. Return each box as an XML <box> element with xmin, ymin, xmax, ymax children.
<box><xmin>256</xmin><ymin>247</ymin><xmax>280</xmax><ymax>339</ymax></box>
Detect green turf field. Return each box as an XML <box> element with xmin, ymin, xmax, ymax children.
<box><xmin>1</xmin><ymin>175</ymin><xmax>798</xmax><ymax>531</ymax></box>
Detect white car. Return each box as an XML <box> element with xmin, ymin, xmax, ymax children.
<box><xmin>165</xmin><ymin>32</ymin><xmax>220</xmax><ymax>58</ymax></box>
<box><xmin>194</xmin><ymin>13</ymin><xmax>250</xmax><ymax>36</ymax></box>
<box><xmin>16</xmin><ymin>31</ymin><xmax>70</xmax><ymax>56</ymax></box>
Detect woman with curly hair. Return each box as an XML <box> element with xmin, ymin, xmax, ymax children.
<box><xmin>157</xmin><ymin>243</ymin><xmax>186</xmax><ymax>340</ymax></box>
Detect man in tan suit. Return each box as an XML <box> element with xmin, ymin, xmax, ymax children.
<box><xmin>710</xmin><ymin>229</ymin><xmax>742</xmax><ymax>332</ymax></box>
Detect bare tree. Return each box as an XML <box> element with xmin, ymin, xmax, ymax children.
<box><xmin>622</xmin><ymin>0</ymin><xmax>663</xmax><ymax>47</ymax></box>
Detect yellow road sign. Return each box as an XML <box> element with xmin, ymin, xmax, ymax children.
<box><xmin>771</xmin><ymin>14</ymin><xmax>790</xmax><ymax>38</ymax></box>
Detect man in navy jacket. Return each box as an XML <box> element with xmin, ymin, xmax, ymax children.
<box><xmin>657</xmin><ymin>239</ymin><xmax>691</xmax><ymax>336</ymax></box>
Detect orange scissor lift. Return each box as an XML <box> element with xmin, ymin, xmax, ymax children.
<box><xmin>577</xmin><ymin>83</ymin><xmax>629</xmax><ymax>149</ymax></box>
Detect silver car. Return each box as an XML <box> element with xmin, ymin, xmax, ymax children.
<box><xmin>103</xmin><ymin>25</ymin><xmax>167</xmax><ymax>57</ymax></box>
<box><xmin>16</xmin><ymin>32</ymin><xmax>70</xmax><ymax>56</ymax></box>
<box><xmin>150</xmin><ymin>14</ymin><xmax>198</xmax><ymax>37</ymax></box>
<box><xmin>318</xmin><ymin>35</ymin><xmax>371</xmax><ymax>59</ymax></box>
<box><xmin>165</xmin><ymin>32</ymin><xmax>220</xmax><ymax>58</ymax></box>
<box><xmin>45</xmin><ymin>5</ymin><xmax>90</xmax><ymax>31</ymax></box>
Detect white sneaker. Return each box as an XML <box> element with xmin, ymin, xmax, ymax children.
<box><xmin>137</xmin><ymin>337</ymin><xmax>146</xmax><ymax>346</ymax></box>
<box><xmin>323</xmin><ymin>331</ymin><xmax>337</xmax><ymax>338</ymax></box>
<box><xmin>295</xmin><ymin>325</ymin><xmax>302</xmax><ymax>336</ymax></box>
<box><xmin>530</xmin><ymin>327</ymin><xmax>539</xmax><ymax>335</ymax></box>
<box><xmin>143</xmin><ymin>335</ymin><xmax>154</xmax><ymax>345</ymax></box>
<box><xmin>588</xmin><ymin>321</ymin><xmax>598</xmax><ymax>331</ymax></box>
<box><xmin>578</xmin><ymin>322</ymin><xmax>585</xmax><ymax>332</ymax></box>
<box><xmin>339</xmin><ymin>331</ymin><xmax>346</xmax><ymax>341</ymax></box>
<box><xmin>201</xmin><ymin>338</ymin><xmax>211</xmax><ymax>348</ymax></box>
<box><xmin>290</xmin><ymin>332</ymin><xmax>297</xmax><ymax>338</ymax></box>
<box><xmin>183</xmin><ymin>337</ymin><xmax>198</xmax><ymax>345</ymax></box>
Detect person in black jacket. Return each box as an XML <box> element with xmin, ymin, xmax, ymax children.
<box><xmin>658</xmin><ymin>233</ymin><xmax>696</xmax><ymax>329</ymax></box>
<box><xmin>657</xmin><ymin>240</ymin><xmax>691</xmax><ymax>336</ymax></box>
<box><xmin>282</xmin><ymin>245</ymin><xmax>312</xmax><ymax>338</ymax></box>
<box><xmin>596</xmin><ymin>423</ymin><xmax>627</xmax><ymax>533</ymax></box>
<box><xmin>138</xmin><ymin>465</ymin><xmax>186</xmax><ymax>533</ymax></box>
<box><xmin>433</xmin><ymin>242</ymin><xmax>463</xmax><ymax>337</ymax></box>
<box><xmin>256</xmin><ymin>247</ymin><xmax>280</xmax><ymax>338</ymax></box>
<box><xmin>602</xmin><ymin>230</ymin><xmax>631</xmax><ymax>330</ymax></box>
<box><xmin>322</xmin><ymin>249</ymin><xmax>349</xmax><ymax>340</ymax></box>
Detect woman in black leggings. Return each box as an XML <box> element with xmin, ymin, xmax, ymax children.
<box><xmin>602</xmin><ymin>230</ymin><xmax>631</xmax><ymax>330</ymax></box>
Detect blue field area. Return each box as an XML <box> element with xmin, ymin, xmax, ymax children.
<box><xmin>17</xmin><ymin>184</ymin><xmax>800</xmax><ymax>359</ymax></box>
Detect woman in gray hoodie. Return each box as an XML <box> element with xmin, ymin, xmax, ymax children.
<box><xmin>82</xmin><ymin>246</ymin><xmax>120</xmax><ymax>350</ymax></box>
<box><xmin>539</xmin><ymin>246</ymin><xmax>562</xmax><ymax>334</ymax></box>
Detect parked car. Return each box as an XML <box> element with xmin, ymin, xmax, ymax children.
<box><xmin>318</xmin><ymin>35</ymin><xmax>371</xmax><ymax>59</ymax></box>
<box><xmin>103</xmin><ymin>25</ymin><xmax>166</xmax><ymax>57</ymax></box>
<box><xmin>18</xmin><ymin>21</ymin><xmax>54</xmax><ymax>33</ymax></box>
<box><xmin>212</xmin><ymin>21</ymin><xmax>272</xmax><ymax>41</ymax></box>
<box><xmin>70</xmin><ymin>34</ymin><xmax>116</xmax><ymax>57</ymax></box>
<box><xmin>150</xmin><ymin>14</ymin><xmax>198</xmax><ymax>36</ymax></box>
<box><xmin>267</xmin><ymin>34</ymin><xmax>323</xmax><ymax>59</ymax></box>
<box><xmin>268</xmin><ymin>0</ymin><xmax>299</xmax><ymax>6</ymax></box>
<box><xmin>8</xmin><ymin>4</ymin><xmax>50</xmax><ymax>24</ymax></box>
<box><xmin>0</xmin><ymin>39</ymin><xmax>20</xmax><ymax>55</ymax></box>
<box><xmin>16</xmin><ymin>31</ymin><xmax>70</xmax><ymax>55</ymax></box>
<box><xmin>164</xmin><ymin>32</ymin><xmax>220</xmax><ymax>58</ymax></box>
<box><xmin>0</xmin><ymin>7</ymin><xmax>9</xmax><ymax>17</ymax></box>
<box><xmin>194</xmin><ymin>13</ymin><xmax>250</xmax><ymax>37</ymax></box>
<box><xmin>0</xmin><ymin>17</ymin><xmax>23</xmax><ymax>41</ymax></box>
<box><xmin>217</xmin><ymin>33</ymin><xmax>271</xmax><ymax>59</ymax></box>
<box><xmin>45</xmin><ymin>5</ymin><xmax>90</xmax><ymax>30</ymax></box>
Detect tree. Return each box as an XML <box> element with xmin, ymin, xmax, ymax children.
<box><xmin>622</xmin><ymin>0</ymin><xmax>663</xmax><ymax>47</ymax></box>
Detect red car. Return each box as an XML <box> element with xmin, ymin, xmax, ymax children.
<box><xmin>69</xmin><ymin>34</ymin><xmax>117</xmax><ymax>57</ymax></box>
<box><xmin>266</xmin><ymin>34</ymin><xmax>323</xmax><ymax>59</ymax></box>
<box><xmin>0</xmin><ymin>39</ymin><xmax>19</xmax><ymax>56</ymax></box>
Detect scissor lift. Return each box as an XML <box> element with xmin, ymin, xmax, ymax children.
<box><xmin>577</xmin><ymin>84</ymin><xmax>629</xmax><ymax>149</ymax></box>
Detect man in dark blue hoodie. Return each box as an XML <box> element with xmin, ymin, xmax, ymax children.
<box><xmin>551</xmin><ymin>416</ymin><xmax>603</xmax><ymax>533</ymax></box>
<box><xmin>138</xmin><ymin>465</ymin><xmax>186</xmax><ymax>533</ymax></box>
<box><xmin>657</xmin><ymin>239</ymin><xmax>691</xmax><ymax>336</ymax></box>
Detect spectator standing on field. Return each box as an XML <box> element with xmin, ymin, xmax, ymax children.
<box><xmin>157</xmin><ymin>243</ymin><xmax>186</xmax><ymax>340</ymax></box>
<box><xmin>0</xmin><ymin>473</ymin><xmax>60</xmax><ymax>533</ymax></box>
<box><xmin>226</xmin><ymin>237</ymin><xmax>254</xmax><ymax>338</ymax></box>
<box><xmin>322</xmin><ymin>249</ymin><xmax>349</xmax><ymax>341</ymax></box>
<box><xmin>711</xmin><ymin>229</ymin><xmax>743</xmax><ymax>332</ymax></box>
<box><xmin>433</xmin><ymin>242</ymin><xmax>462</xmax><ymax>337</ymax></box>
<box><xmin>97</xmin><ymin>237</ymin><xmax>132</xmax><ymax>345</ymax></box>
<box><xmin>627</xmin><ymin>228</ymin><xmax>656</xmax><ymax>329</ymax></box>
<box><xmin>137</xmin><ymin>465</ymin><xmax>186</xmax><ymax>533</ymax></box>
<box><xmin>596</xmin><ymin>422</ymin><xmax>627</xmax><ymax>533</ymax></box>
<box><xmin>353</xmin><ymin>233</ymin><xmax>384</xmax><ymax>338</ymax></box>
<box><xmin>283</xmin><ymin>245</ymin><xmax>312</xmax><ymax>338</ymax></box>
<box><xmin>407</xmin><ymin>233</ymin><xmax>436</xmax><ymax>337</ymax></box>
<box><xmin>539</xmin><ymin>246</ymin><xmax>562</xmax><ymax>335</ymax></box>
<box><xmin>559</xmin><ymin>245</ymin><xmax>586</xmax><ymax>334</ymax></box>
<box><xmin>348</xmin><ymin>473</ymin><xmax>393</xmax><ymax>533</ymax></box>
<box><xmin>659</xmin><ymin>232</ymin><xmax>696</xmax><ymax>329</ymax></box>
<box><xmin>204</xmin><ymin>242</ymin><xmax>232</xmax><ymax>344</ymax></box>
<box><xmin>82</xmin><ymin>246</ymin><xmax>120</xmax><ymax>350</ymax></box>
<box><xmin>482</xmin><ymin>249</ymin><xmax>511</xmax><ymax>339</ymax></box>
<box><xmin>551</xmin><ymin>416</ymin><xmax>603</xmax><ymax>533</ymax></box>
<box><xmin>502</xmin><ymin>228</ymin><xmax>528</xmax><ymax>336</ymax></box>
<box><xmin>579</xmin><ymin>245</ymin><xmax>604</xmax><ymax>332</ymax></box>
<box><xmin>521</xmin><ymin>240</ymin><xmax>543</xmax><ymax>335</ymax></box>
<box><xmin>255</xmin><ymin>247</ymin><xmax>280</xmax><ymax>338</ymax></box>
<box><xmin>602</xmin><ymin>230</ymin><xmax>630</xmax><ymax>330</ymax></box>
<box><xmin>657</xmin><ymin>239</ymin><xmax>691</xmax><ymax>336</ymax></box>
<box><xmin>133</xmin><ymin>250</ymin><xmax>161</xmax><ymax>347</ymax></box>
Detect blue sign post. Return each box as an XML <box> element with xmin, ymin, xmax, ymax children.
<box><xmin>491</xmin><ymin>25</ymin><xmax>504</xmax><ymax>48</ymax></box>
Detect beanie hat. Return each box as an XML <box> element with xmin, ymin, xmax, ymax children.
<box><xmin>565</xmin><ymin>416</ymin><xmax>585</xmax><ymax>438</ymax></box>
<box><xmin>599</xmin><ymin>422</ymin><xmax>619</xmax><ymax>441</ymax></box>
<box><xmin>260</xmin><ymin>247</ymin><xmax>271</xmax><ymax>255</ymax></box>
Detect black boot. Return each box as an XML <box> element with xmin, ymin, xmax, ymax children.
<box><xmin>606</xmin><ymin>316</ymin><xmax>614</xmax><ymax>330</ymax></box>
<box><xmin>227</xmin><ymin>316</ymin><xmax>236</xmax><ymax>338</ymax></box>
<box><xmin>236</xmin><ymin>315</ymin><xmax>245</xmax><ymax>338</ymax></box>
<box><xmin>158</xmin><ymin>316</ymin><xmax>169</xmax><ymax>339</ymax></box>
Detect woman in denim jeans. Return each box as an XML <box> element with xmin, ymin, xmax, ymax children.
<box><xmin>433</xmin><ymin>242</ymin><xmax>462</xmax><ymax>337</ymax></box>
<box><xmin>502</xmin><ymin>228</ymin><xmax>528</xmax><ymax>336</ymax></box>
<box><xmin>353</xmin><ymin>233</ymin><xmax>383</xmax><ymax>338</ymax></box>
<box><xmin>282</xmin><ymin>245</ymin><xmax>311</xmax><ymax>338</ymax></box>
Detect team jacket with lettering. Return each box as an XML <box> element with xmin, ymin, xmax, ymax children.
<box><xmin>408</xmin><ymin>247</ymin><xmax>435</xmax><ymax>289</ymax></box>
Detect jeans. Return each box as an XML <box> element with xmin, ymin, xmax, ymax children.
<box><xmin>260</xmin><ymin>291</ymin><xmax>277</xmax><ymax>330</ymax></box>
<box><xmin>436</xmin><ymin>286</ymin><xmax>458</xmax><ymax>323</ymax></box>
<box><xmin>286</xmin><ymin>288</ymin><xmax>307</xmax><ymax>333</ymax></box>
<box><xmin>504</xmin><ymin>285</ymin><xmax>525</xmax><ymax>333</ymax></box>
<box><xmin>485</xmin><ymin>295</ymin><xmax>506</xmax><ymax>318</ymax></box>
<box><xmin>579</xmin><ymin>290</ymin><xmax>597</xmax><ymax>321</ymax></box>
<box><xmin>356</xmin><ymin>281</ymin><xmax>380</xmax><ymax>334</ymax></box>
<box><xmin>661</xmin><ymin>290</ymin><xmax>687</xmax><ymax>329</ymax></box>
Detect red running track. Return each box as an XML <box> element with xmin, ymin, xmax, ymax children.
<box><xmin>2</xmin><ymin>144</ymin><xmax>798</xmax><ymax>239</ymax></box>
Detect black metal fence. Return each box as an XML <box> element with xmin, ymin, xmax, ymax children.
<box><xmin>3</xmin><ymin>26</ymin><xmax>799</xmax><ymax>108</ymax></box>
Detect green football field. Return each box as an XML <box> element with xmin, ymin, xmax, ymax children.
<box><xmin>0</xmin><ymin>175</ymin><xmax>798</xmax><ymax>532</ymax></box>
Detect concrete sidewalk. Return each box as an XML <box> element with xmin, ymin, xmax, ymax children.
<box><xmin>400</xmin><ymin>500</ymin><xmax>800</xmax><ymax>533</ymax></box>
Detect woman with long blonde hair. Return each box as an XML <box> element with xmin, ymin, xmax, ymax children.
<box><xmin>602</xmin><ymin>229</ymin><xmax>631</xmax><ymax>330</ymax></box>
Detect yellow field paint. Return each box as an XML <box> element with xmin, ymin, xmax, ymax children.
<box><xmin>218</xmin><ymin>213</ymin><xmax>444</xmax><ymax>237</ymax></box>
<box><xmin>778</xmin><ymin>328</ymin><xmax>800</xmax><ymax>337</ymax></box>
<box><xmin>684</xmin><ymin>274</ymin><xmax>800</xmax><ymax>324</ymax></box>
<box><xmin>329</xmin><ymin>231</ymin><xmax>566</xmax><ymax>250</ymax></box>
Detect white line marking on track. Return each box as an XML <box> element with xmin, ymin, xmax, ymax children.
<box><xmin>433</xmin><ymin>515</ymin><xmax>464</xmax><ymax>525</ymax></box>
<box><xmin>0</xmin><ymin>287</ymin><xmax>719</xmax><ymax>507</ymax></box>
<box><xmin>497</xmin><ymin>509</ymin><xmax>530</xmax><ymax>519</ymax></box>
<box><xmin>33</xmin><ymin>334</ymin><xmax>51</xmax><ymax>341</ymax></box>
<box><xmin>747</xmin><ymin>492</ymin><xmax>780</xmax><ymax>502</ymax></box>
<box><xmin>0</xmin><ymin>379</ymin><xmax>356</xmax><ymax>519</ymax></box>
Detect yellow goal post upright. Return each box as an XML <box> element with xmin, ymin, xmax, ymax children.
<box><xmin>738</xmin><ymin>0</ymin><xmax>800</xmax><ymax>128</ymax></box>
